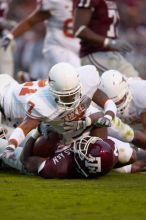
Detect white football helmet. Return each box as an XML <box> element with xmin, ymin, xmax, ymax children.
<box><xmin>48</xmin><ymin>62</ymin><xmax>81</xmax><ymax>110</ymax></box>
<box><xmin>99</xmin><ymin>70</ymin><xmax>132</xmax><ymax>115</ymax></box>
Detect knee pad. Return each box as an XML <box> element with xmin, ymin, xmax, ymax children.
<box><xmin>118</xmin><ymin>145</ymin><xmax>133</xmax><ymax>164</ymax></box>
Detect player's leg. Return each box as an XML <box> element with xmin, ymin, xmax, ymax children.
<box><xmin>0</xmin><ymin>134</ymin><xmax>33</xmax><ymax>174</ymax></box>
<box><xmin>81</xmin><ymin>51</ymin><xmax>139</xmax><ymax>77</ymax></box>
<box><xmin>109</xmin><ymin>136</ymin><xmax>136</xmax><ymax>165</ymax></box>
<box><xmin>0</xmin><ymin>138</ymin><xmax>8</xmax><ymax>154</ymax></box>
<box><xmin>43</xmin><ymin>45</ymin><xmax>81</xmax><ymax>69</ymax></box>
<box><xmin>0</xmin><ymin>45</ymin><xmax>14</xmax><ymax>77</ymax></box>
<box><xmin>108</xmin><ymin>116</ymin><xmax>134</xmax><ymax>142</ymax></box>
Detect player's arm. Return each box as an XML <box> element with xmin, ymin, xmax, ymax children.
<box><xmin>0</xmin><ymin>115</ymin><xmax>41</xmax><ymax>160</ymax></box>
<box><xmin>73</xmin><ymin>4</ymin><xmax>132</xmax><ymax>52</ymax></box>
<box><xmin>11</xmin><ymin>8</ymin><xmax>51</xmax><ymax>38</ymax></box>
<box><xmin>8</xmin><ymin>116</ymin><xmax>40</xmax><ymax>148</ymax></box>
<box><xmin>20</xmin><ymin>130</ymin><xmax>45</xmax><ymax>174</ymax></box>
<box><xmin>73</xmin><ymin>8</ymin><xmax>105</xmax><ymax>46</ymax></box>
<box><xmin>2</xmin><ymin>6</ymin><xmax>51</xmax><ymax>49</ymax></box>
<box><xmin>92</xmin><ymin>89</ymin><xmax>117</xmax><ymax>127</ymax></box>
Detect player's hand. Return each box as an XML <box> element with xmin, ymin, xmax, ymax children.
<box><xmin>38</xmin><ymin>122</ymin><xmax>54</xmax><ymax>139</ymax></box>
<box><xmin>0</xmin><ymin>144</ymin><xmax>15</xmax><ymax>160</ymax></box>
<box><xmin>63</xmin><ymin>117</ymin><xmax>91</xmax><ymax>133</ymax></box>
<box><xmin>1</xmin><ymin>33</ymin><xmax>14</xmax><ymax>50</ymax></box>
<box><xmin>94</xmin><ymin>115</ymin><xmax>112</xmax><ymax>128</ymax></box>
<box><xmin>104</xmin><ymin>38</ymin><xmax>132</xmax><ymax>53</ymax></box>
<box><xmin>64</xmin><ymin>120</ymin><xmax>87</xmax><ymax>132</ymax></box>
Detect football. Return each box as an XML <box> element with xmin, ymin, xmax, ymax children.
<box><xmin>33</xmin><ymin>132</ymin><xmax>60</xmax><ymax>158</ymax></box>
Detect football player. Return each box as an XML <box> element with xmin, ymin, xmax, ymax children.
<box><xmin>0</xmin><ymin>130</ymin><xmax>139</xmax><ymax>179</ymax></box>
<box><xmin>99</xmin><ymin>70</ymin><xmax>146</xmax><ymax>134</ymax></box>
<box><xmin>1</xmin><ymin>62</ymin><xmax>117</xmax><ymax>159</ymax></box>
<box><xmin>0</xmin><ymin>73</ymin><xmax>48</xmax><ymax>138</ymax></box>
<box><xmin>72</xmin><ymin>0</ymin><xmax>139</xmax><ymax>77</ymax></box>
<box><xmin>1</xmin><ymin>0</ymin><xmax>81</xmax><ymax>74</ymax></box>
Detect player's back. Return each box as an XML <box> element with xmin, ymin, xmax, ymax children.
<box><xmin>38</xmin><ymin>145</ymin><xmax>81</xmax><ymax>178</ymax></box>
<box><xmin>117</xmin><ymin>78</ymin><xmax>146</xmax><ymax>124</ymax></box>
<box><xmin>1</xmin><ymin>76</ymin><xmax>48</xmax><ymax>120</ymax></box>
<box><xmin>0</xmin><ymin>74</ymin><xmax>18</xmax><ymax>118</ymax></box>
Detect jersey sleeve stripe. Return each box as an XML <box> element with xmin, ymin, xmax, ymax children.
<box><xmin>38</xmin><ymin>160</ymin><xmax>46</xmax><ymax>173</ymax></box>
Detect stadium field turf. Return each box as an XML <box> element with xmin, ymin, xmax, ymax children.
<box><xmin>0</xmin><ymin>170</ymin><xmax>146</xmax><ymax>220</ymax></box>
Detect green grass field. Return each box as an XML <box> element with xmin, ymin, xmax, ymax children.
<box><xmin>0</xmin><ymin>170</ymin><xmax>146</xmax><ymax>220</ymax></box>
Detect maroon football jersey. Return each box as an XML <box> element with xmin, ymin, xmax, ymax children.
<box><xmin>38</xmin><ymin>146</ymin><xmax>79</xmax><ymax>178</ymax></box>
<box><xmin>38</xmin><ymin>138</ymin><xmax>119</xmax><ymax>179</ymax></box>
<box><xmin>73</xmin><ymin>0</ymin><xmax>120</xmax><ymax>57</ymax></box>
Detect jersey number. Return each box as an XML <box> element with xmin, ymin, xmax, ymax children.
<box><xmin>107</xmin><ymin>9</ymin><xmax>119</xmax><ymax>38</ymax></box>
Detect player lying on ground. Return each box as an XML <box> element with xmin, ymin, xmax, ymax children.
<box><xmin>0</xmin><ymin>125</ymin><xmax>144</xmax><ymax>178</ymax></box>
<box><xmin>1</xmin><ymin>109</ymin><xmax>146</xmax><ymax>178</ymax></box>
<box><xmin>1</xmin><ymin>62</ymin><xmax>117</xmax><ymax>159</ymax></box>
<box><xmin>99</xmin><ymin>69</ymin><xmax>146</xmax><ymax>134</ymax></box>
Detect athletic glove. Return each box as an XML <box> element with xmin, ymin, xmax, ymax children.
<box><xmin>63</xmin><ymin>117</ymin><xmax>91</xmax><ymax>134</ymax></box>
<box><xmin>1</xmin><ymin>144</ymin><xmax>16</xmax><ymax>160</ymax></box>
<box><xmin>1</xmin><ymin>33</ymin><xmax>14</xmax><ymax>50</ymax></box>
<box><xmin>104</xmin><ymin>38</ymin><xmax>132</xmax><ymax>53</ymax></box>
<box><xmin>94</xmin><ymin>115</ymin><xmax>112</xmax><ymax>128</ymax></box>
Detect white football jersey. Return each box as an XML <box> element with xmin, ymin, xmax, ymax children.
<box><xmin>26</xmin><ymin>65</ymin><xmax>99</xmax><ymax>120</ymax></box>
<box><xmin>118</xmin><ymin>78</ymin><xmax>146</xmax><ymax>124</ymax></box>
<box><xmin>24</xmin><ymin>65</ymin><xmax>99</xmax><ymax>140</ymax></box>
<box><xmin>37</xmin><ymin>0</ymin><xmax>80</xmax><ymax>54</ymax></box>
<box><xmin>0</xmin><ymin>74</ymin><xmax>48</xmax><ymax>120</ymax></box>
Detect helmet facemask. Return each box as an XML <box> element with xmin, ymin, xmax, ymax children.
<box><xmin>49</xmin><ymin>83</ymin><xmax>82</xmax><ymax>110</ymax></box>
<box><xmin>73</xmin><ymin>136</ymin><xmax>104</xmax><ymax>178</ymax></box>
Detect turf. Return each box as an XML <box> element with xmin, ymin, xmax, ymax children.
<box><xmin>0</xmin><ymin>170</ymin><xmax>146</xmax><ymax>220</ymax></box>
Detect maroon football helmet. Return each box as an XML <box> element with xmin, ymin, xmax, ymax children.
<box><xmin>73</xmin><ymin>136</ymin><xmax>114</xmax><ymax>178</ymax></box>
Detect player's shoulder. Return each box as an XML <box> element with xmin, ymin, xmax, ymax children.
<box><xmin>77</xmin><ymin>65</ymin><xmax>99</xmax><ymax>79</ymax></box>
<box><xmin>77</xmin><ymin>65</ymin><xmax>99</xmax><ymax>97</ymax></box>
<box><xmin>26</xmin><ymin>86</ymin><xmax>57</xmax><ymax>118</ymax></box>
<box><xmin>38</xmin><ymin>146</ymin><xmax>75</xmax><ymax>178</ymax></box>
<box><xmin>128</xmin><ymin>77</ymin><xmax>146</xmax><ymax>101</ymax></box>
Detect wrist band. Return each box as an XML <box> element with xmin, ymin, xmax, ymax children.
<box><xmin>103</xmin><ymin>38</ymin><xmax>110</xmax><ymax>47</ymax></box>
<box><xmin>31</xmin><ymin>128</ymin><xmax>40</xmax><ymax>140</ymax></box>
<box><xmin>104</xmin><ymin>114</ymin><xmax>112</xmax><ymax>121</ymax></box>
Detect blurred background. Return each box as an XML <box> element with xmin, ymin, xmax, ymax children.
<box><xmin>7</xmin><ymin>0</ymin><xmax>146</xmax><ymax>79</ymax></box>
